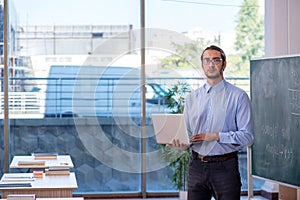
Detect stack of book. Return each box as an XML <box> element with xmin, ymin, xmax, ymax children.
<box><xmin>32</xmin><ymin>152</ymin><xmax>58</xmax><ymax>160</ymax></box>
<box><xmin>45</xmin><ymin>166</ymin><xmax>70</xmax><ymax>175</ymax></box>
<box><xmin>7</xmin><ymin>194</ymin><xmax>36</xmax><ymax>200</ymax></box>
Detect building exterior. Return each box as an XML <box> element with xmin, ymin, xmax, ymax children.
<box><xmin>0</xmin><ymin>1</ymin><xmax>32</xmax><ymax>92</ymax></box>
<box><xmin>16</xmin><ymin>24</ymin><xmax>133</xmax><ymax>56</ymax></box>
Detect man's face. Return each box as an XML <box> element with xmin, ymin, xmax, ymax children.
<box><xmin>201</xmin><ymin>49</ymin><xmax>226</xmax><ymax>80</ymax></box>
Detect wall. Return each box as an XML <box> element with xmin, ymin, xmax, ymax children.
<box><xmin>265</xmin><ymin>0</ymin><xmax>300</xmax><ymax>56</ymax></box>
<box><xmin>1</xmin><ymin>118</ymin><xmax>174</xmax><ymax>194</ymax></box>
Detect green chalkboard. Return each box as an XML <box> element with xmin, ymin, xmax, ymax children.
<box><xmin>250</xmin><ymin>56</ymin><xmax>300</xmax><ymax>187</ymax></box>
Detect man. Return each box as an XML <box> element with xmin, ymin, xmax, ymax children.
<box><xmin>169</xmin><ymin>45</ymin><xmax>254</xmax><ymax>200</ymax></box>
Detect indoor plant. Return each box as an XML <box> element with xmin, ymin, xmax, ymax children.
<box><xmin>161</xmin><ymin>81</ymin><xmax>191</xmax><ymax>198</ymax></box>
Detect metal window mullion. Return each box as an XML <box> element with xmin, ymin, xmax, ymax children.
<box><xmin>4</xmin><ymin>0</ymin><xmax>10</xmax><ymax>173</ymax></box>
<box><xmin>140</xmin><ymin>0</ymin><xmax>146</xmax><ymax>198</ymax></box>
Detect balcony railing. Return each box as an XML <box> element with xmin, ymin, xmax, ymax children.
<box><xmin>0</xmin><ymin>77</ymin><xmax>250</xmax><ymax>119</ymax></box>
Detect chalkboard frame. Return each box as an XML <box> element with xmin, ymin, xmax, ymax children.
<box><xmin>250</xmin><ymin>55</ymin><xmax>300</xmax><ymax>188</ymax></box>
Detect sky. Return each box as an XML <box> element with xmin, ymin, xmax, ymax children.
<box><xmin>11</xmin><ymin>0</ymin><xmax>264</xmax><ymax>55</ymax></box>
<box><xmin>11</xmin><ymin>0</ymin><xmax>264</xmax><ymax>33</ymax></box>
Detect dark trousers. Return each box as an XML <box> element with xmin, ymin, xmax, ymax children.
<box><xmin>188</xmin><ymin>155</ymin><xmax>241</xmax><ymax>200</ymax></box>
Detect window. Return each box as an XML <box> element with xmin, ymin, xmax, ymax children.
<box><xmin>1</xmin><ymin>0</ymin><xmax>265</xmax><ymax>196</ymax></box>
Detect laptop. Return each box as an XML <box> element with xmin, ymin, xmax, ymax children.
<box><xmin>151</xmin><ymin>114</ymin><xmax>190</xmax><ymax>145</ymax></box>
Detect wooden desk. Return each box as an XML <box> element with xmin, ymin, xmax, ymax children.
<box><xmin>1</xmin><ymin>197</ymin><xmax>84</xmax><ymax>200</ymax></box>
<box><xmin>0</xmin><ymin>173</ymin><xmax>78</xmax><ymax>198</ymax></box>
<box><xmin>10</xmin><ymin>155</ymin><xmax>74</xmax><ymax>169</ymax></box>
<box><xmin>1</xmin><ymin>198</ymin><xmax>84</xmax><ymax>200</ymax></box>
<box><xmin>36</xmin><ymin>198</ymin><xmax>83</xmax><ymax>200</ymax></box>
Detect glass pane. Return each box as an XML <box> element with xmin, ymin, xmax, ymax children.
<box><xmin>144</xmin><ymin>27</ymin><xmax>205</xmax><ymax>192</ymax></box>
<box><xmin>8</xmin><ymin>0</ymin><xmax>142</xmax><ymax>195</ymax></box>
<box><xmin>145</xmin><ymin>0</ymin><xmax>265</xmax><ymax>193</ymax></box>
<box><xmin>0</xmin><ymin>0</ymin><xmax>21</xmax><ymax>176</ymax></box>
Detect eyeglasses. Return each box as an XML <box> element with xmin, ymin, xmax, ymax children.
<box><xmin>202</xmin><ymin>58</ymin><xmax>222</xmax><ymax>65</ymax></box>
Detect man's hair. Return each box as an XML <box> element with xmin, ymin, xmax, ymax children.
<box><xmin>201</xmin><ymin>45</ymin><xmax>226</xmax><ymax>63</ymax></box>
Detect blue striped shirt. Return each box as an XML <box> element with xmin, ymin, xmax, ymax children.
<box><xmin>183</xmin><ymin>79</ymin><xmax>254</xmax><ymax>156</ymax></box>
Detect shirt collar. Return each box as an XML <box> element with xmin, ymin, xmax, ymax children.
<box><xmin>204</xmin><ymin>80</ymin><xmax>225</xmax><ymax>93</ymax></box>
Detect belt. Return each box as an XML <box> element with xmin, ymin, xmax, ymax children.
<box><xmin>192</xmin><ymin>151</ymin><xmax>238</xmax><ymax>162</ymax></box>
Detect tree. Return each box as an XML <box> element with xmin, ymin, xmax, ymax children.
<box><xmin>234</xmin><ymin>0</ymin><xmax>264</xmax><ymax>73</ymax></box>
<box><xmin>160</xmin><ymin>37</ymin><xmax>220</xmax><ymax>69</ymax></box>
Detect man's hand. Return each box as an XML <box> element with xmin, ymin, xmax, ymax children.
<box><xmin>166</xmin><ymin>139</ymin><xmax>190</xmax><ymax>151</ymax></box>
<box><xmin>190</xmin><ymin>132</ymin><xmax>220</xmax><ymax>142</ymax></box>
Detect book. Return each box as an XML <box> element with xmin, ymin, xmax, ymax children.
<box><xmin>45</xmin><ymin>167</ymin><xmax>70</xmax><ymax>175</ymax></box>
<box><xmin>0</xmin><ymin>183</ymin><xmax>32</xmax><ymax>187</ymax></box>
<box><xmin>48</xmin><ymin>166</ymin><xmax>70</xmax><ymax>170</ymax></box>
<box><xmin>45</xmin><ymin>169</ymin><xmax>70</xmax><ymax>175</ymax></box>
<box><xmin>1</xmin><ymin>175</ymin><xmax>34</xmax><ymax>182</ymax></box>
<box><xmin>18</xmin><ymin>160</ymin><xmax>45</xmax><ymax>166</ymax></box>
<box><xmin>7</xmin><ymin>194</ymin><xmax>36</xmax><ymax>200</ymax></box>
<box><xmin>32</xmin><ymin>152</ymin><xmax>58</xmax><ymax>160</ymax></box>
